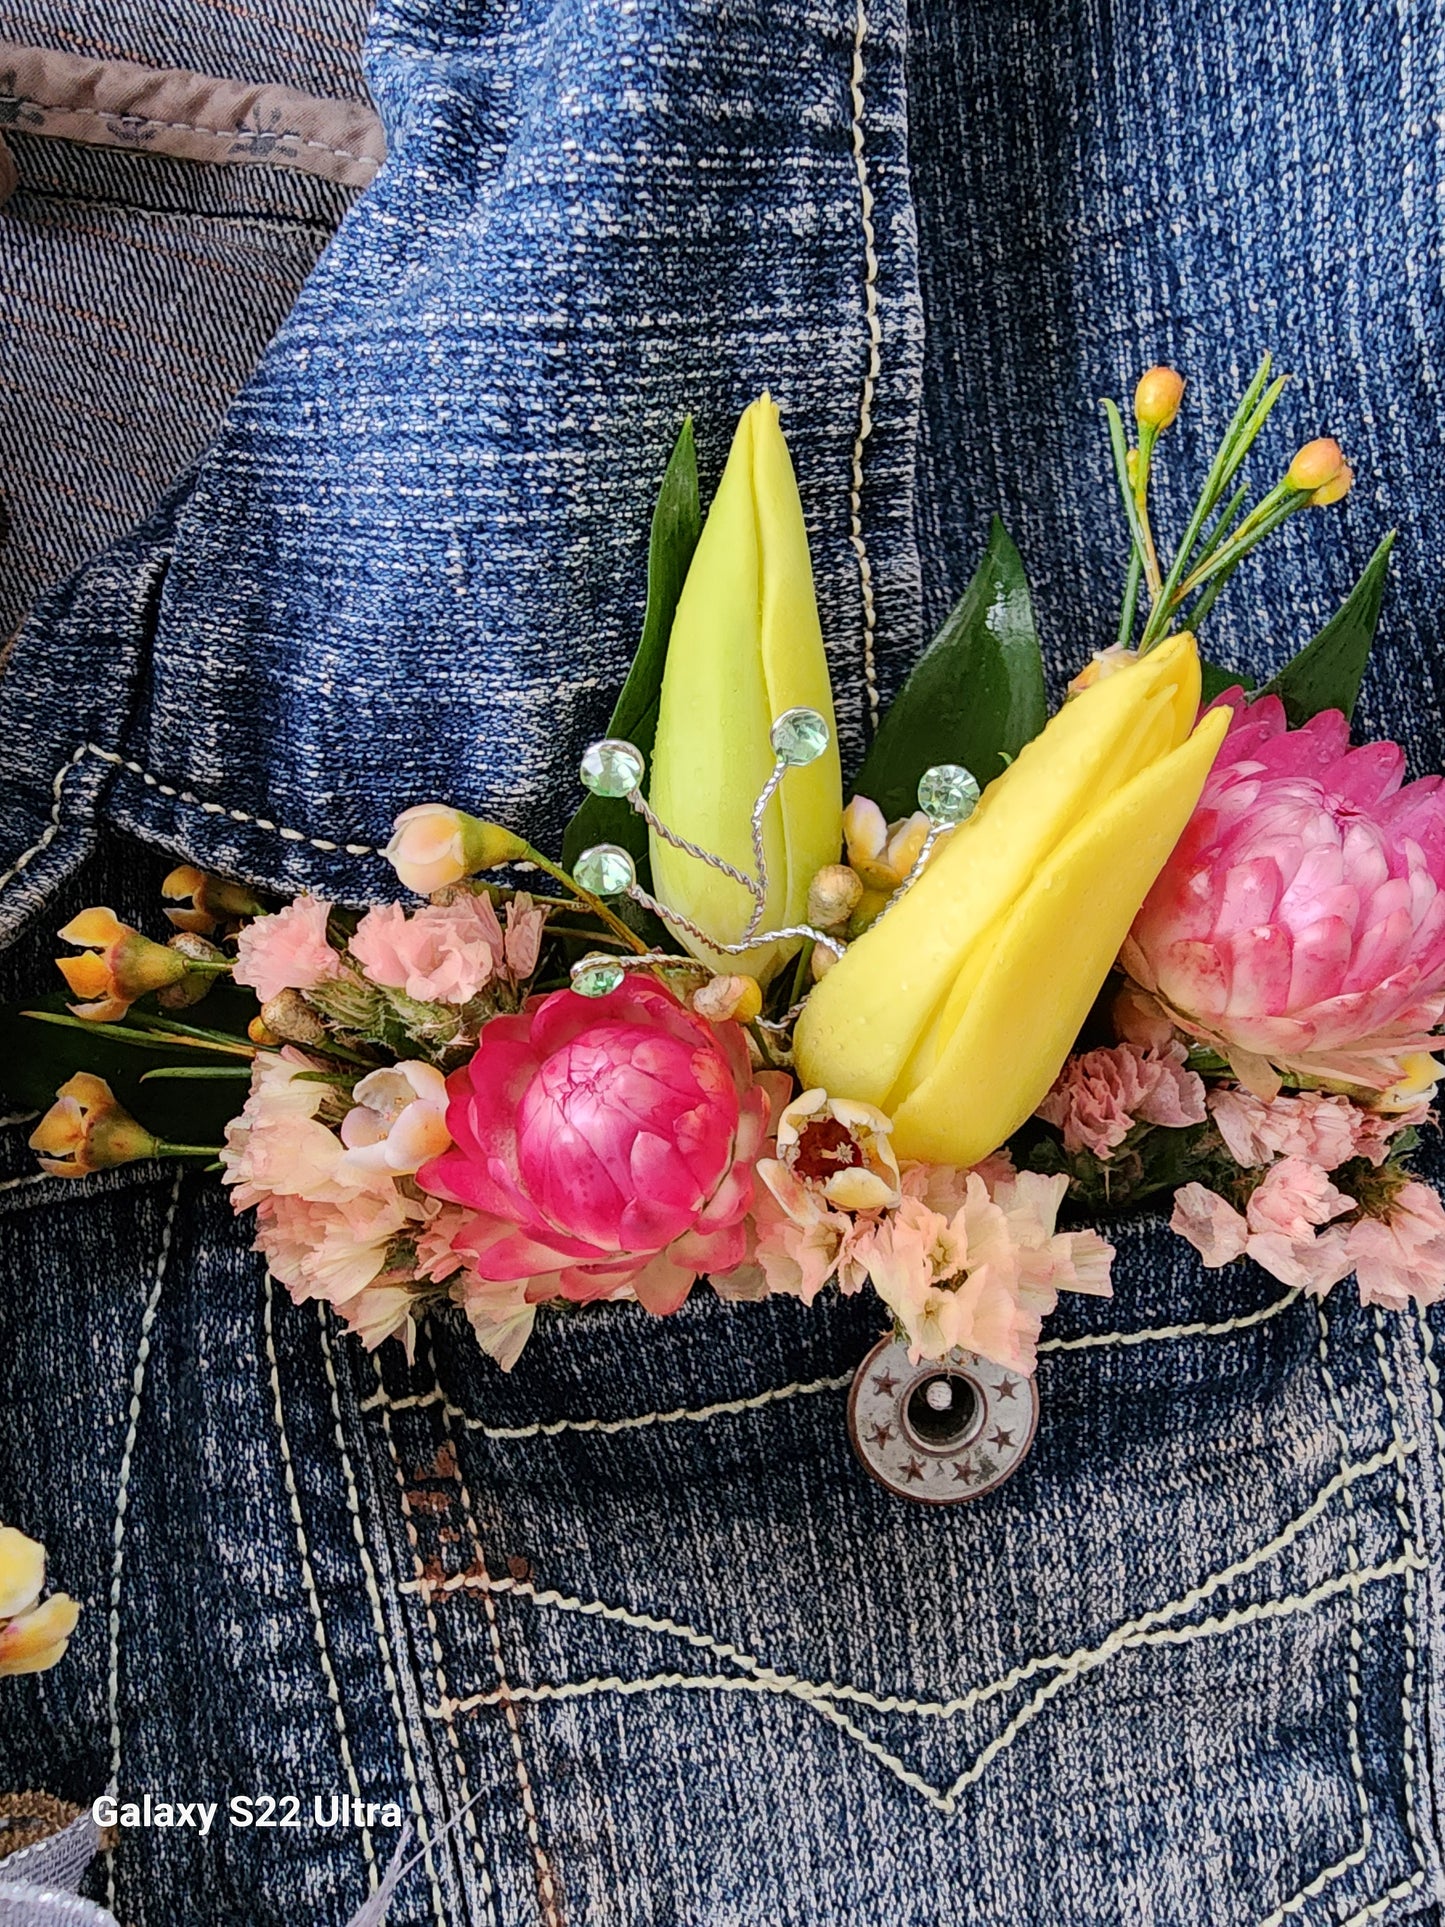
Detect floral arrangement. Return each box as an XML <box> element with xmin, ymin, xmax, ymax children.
<box><xmin>17</xmin><ymin>361</ymin><xmax>1444</xmax><ymax>1393</ymax></box>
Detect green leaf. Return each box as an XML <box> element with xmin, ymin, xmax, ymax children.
<box><xmin>561</xmin><ymin>419</ymin><xmax>702</xmax><ymax>883</ymax></box>
<box><xmin>1259</xmin><ymin>531</ymin><xmax>1396</xmax><ymax>725</ymax></box>
<box><xmin>0</xmin><ymin>993</ymin><xmax>248</xmax><ymax>1146</ymax></box>
<box><xmin>853</xmin><ymin>518</ymin><xmax>1047</xmax><ymax>820</ymax></box>
<box><xmin>1198</xmin><ymin>659</ymin><xmax>1257</xmax><ymax>707</ymax></box>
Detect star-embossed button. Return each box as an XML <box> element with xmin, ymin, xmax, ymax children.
<box><xmin>846</xmin><ymin>1337</ymin><xmax>1039</xmax><ymax>1504</ymax></box>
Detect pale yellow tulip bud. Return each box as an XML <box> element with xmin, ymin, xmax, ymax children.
<box><xmin>384</xmin><ymin>805</ymin><xmax>528</xmax><ymax>896</ymax></box>
<box><xmin>1134</xmin><ymin>366</ymin><xmax>1185</xmax><ymax>431</ymax></box>
<box><xmin>1287</xmin><ymin>437</ymin><xmax>1345</xmax><ymax>493</ymax></box>
<box><xmin>794</xmin><ymin>633</ymin><xmax>1228</xmax><ymax>1166</ymax></box>
<box><xmin>649</xmin><ymin>396</ymin><xmax>843</xmax><ymax>983</ymax></box>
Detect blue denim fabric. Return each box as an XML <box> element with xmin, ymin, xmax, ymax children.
<box><xmin>4</xmin><ymin>0</ymin><xmax>1445</xmax><ymax>1922</ymax></box>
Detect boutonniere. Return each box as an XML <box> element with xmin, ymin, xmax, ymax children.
<box><xmin>17</xmin><ymin>360</ymin><xmax>1441</xmax><ymax>1500</ymax></box>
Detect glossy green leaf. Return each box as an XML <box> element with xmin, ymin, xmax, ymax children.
<box><xmin>562</xmin><ymin>419</ymin><xmax>701</xmax><ymax>882</ymax></box>
<box><xmin>1260</xmin><ymin>531</ymin><xmax>1395</xmax><ymax>725</ymax></box>
<box><xmin>0</xmin><ymin>991</ymin><xmax>251</xmax><ymax>1145</ymax></box>
<box><xmin>854</xmin><ymin>517</ymin><xmax>1047</xmax><ymax>820</ymax></box>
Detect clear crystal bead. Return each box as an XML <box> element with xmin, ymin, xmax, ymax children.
<box><xmin>571</xmin><ymin>955</ymin><xmax>626</xmax><ymax>998</ymax></box>
<box><xmin>573</xmin><ymin>843</ymin><xmax>637</xmax><ymax>896</ymax></box>
<box><xmin>917</xmin><ymin>763</ymin><xmax>981</xmax><ymax>825</ymax></box>
<box><xmin>579</xmin><ymin>738</ymin><xmax>646</xmax><ymax>798</ymax></box>
<box><xmin>769</xmin><ymin>707</ymin><xmax>831</xmax><ymax>767</ymax></box>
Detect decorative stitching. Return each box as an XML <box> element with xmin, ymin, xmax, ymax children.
<box><xmin>314</xmin><ymin>1311</ymin><xmax>452</xmax><ymax>1927</ymax></box>
<box><xmin>104</xmin><ymin>1171</ymin><xmax>181</xmax><ymax>1917</ymax></box>
<box><xmin>0</xmin><ymin>1111</ymin><xmax>38</xmax><ymax>1127</ymax></box>
<box><xmin>359</xmin><ymin>1370</ymin><xmax>856</xmax><ymax>1437</ymax></box>
<box><xmin>428</xmin><ymin>1559</ymin><xmax>1418</xmax><ymax>1818</ymax></box>
<box><xmin>0</xmin><ymin>743</ymin><xmax>87</xmax><ymax>891</ymax></box>
<box><xmin>845</xmin><ymin>0</ymin><xmax>882</xmax><ymax>733</ymax></box>
<box><xmin>412</xmin><ymin>1437</ymin><xmax>1411</xmax><ymax>1726</ymax></box>
<box><xmin>424</xmin><ymin>1339</ymin><xmax>563</xmax><ymax>1927</ymax></box>
<box><xmin>369</xmin><ymin>1293</ymin><xmax>1305</xmax><ymax>1437</ymax></box>
<box><xmin>82</xmin><ymin>744</ymin><xmax>375</xmax><ymax>853</ymax></box>
<box><xmin>370</xmin><ymin>1356</ymin><xmax>499</xmax><ymax>1927</ymax></box>
<box><xmin>0</xmin><ymin>1171</ymin><xmax>56</xmax><ymax>1194</ymax></box>
<box><xmin>1036</xmin><ymin>1289</ymin><xmax>1300</xmax><ymax>1353</ymax></box>
<box><xmin>0</xmin><ymin>93</ymin><xmax>381</xmax><ymax>167</ymax></box>
<box><xmin>1335</xmin><ymin>1872</ymin><xmax>1427</xmax><ymax>1926</ymax></box>
<box><xmin>262</xmin><ymin>1278</ymin><xmax>378</xmax><ymax>1889</ymax></box>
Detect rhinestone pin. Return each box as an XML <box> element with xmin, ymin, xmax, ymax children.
<box><xmin>769</xmin><ymin>707</ymin><xmax>831</xmax><ymax>767</ymax></box>
<box><xmin>579</xmin><ymin>738</ymin><xmax>646</xmax><ymax>798</ymax></box>
<box><xmin>571</xmin><ymin>955</ymin><xmax>626</xmax><ymax>998</ymax></box>
<box><xmin>917</xmin><ymin>763</ymin><xmax>982</xmax><ymax>825</ymax></box>
<box><xmin>573</xmin><ymin>844</ymin><xmax>637</xmax><ymax>896</ymax></box>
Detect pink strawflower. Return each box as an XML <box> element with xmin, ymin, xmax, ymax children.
<box><xmin>1124</xmin><ymin>693</ymin><xmax>1445</xmax><ymax>1095</ymax></box>
<box><xmin>1346</xmin><ymin>1181</ymin><xmax>1445</xmax><ymax>1309</ymax></box>
<box><xmin>351</xmin><ymin>896</ymin><xmax>505</xmax><ymax>1005</ymax></box>
<box><xmin>1036</xmin><ymin>1041</ymin><xmax>1206</xmax><ymax>1158</ymax></box>
<box><xmin>417</xmin><ymin>977</ymin><xmax>789</xmax><ymax>1316</ymax></box>
<box><xmin>1208</xmin><ymin>1084</ymin><xmax>1422</xmax><ymax>1172</ymax></box>
<box><xmin>233</xmin><ymin>898</ymin><xmax>342</xmax><ymax>1003</ymax></box>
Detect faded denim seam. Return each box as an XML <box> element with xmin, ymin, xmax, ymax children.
<box><xmin>261</xmin><ymin>1275</ymin><xmax>380</xmax><ymax>1892</ymax></box>
<box><xmin>315</xmin><ymin>1310</ymin><xmax>454</xmax><ymax>1927</ymax></box>
<box><xmin>367</xmin><ymin>1355</ymin><xmax>502</xmax><ymax>1927</ymax></box>
<box><xmin>103</xmin><ymin>1170</ymin><xmax>182</xmax><ymax>1923</ymax></box>
<box><xmin>424</xmin><ymin>1335</ymin><xmax>562</xmax><ymax>1927</ymax></box>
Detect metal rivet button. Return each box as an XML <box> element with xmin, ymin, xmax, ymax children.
<box><xmin>847</xmin><ymin>1336</ymin><xmax>1038</xmax><ymax>1504</ymax></box>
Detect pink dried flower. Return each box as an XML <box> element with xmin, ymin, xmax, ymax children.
<box><xmin>1345</xmin><ymin>1181</ymin><xmax>1445</xmax><ymax>1309</ymax></box>
<box><xmin>221</xmin><ymin>1048</ymin><xmax>435</xmax><ymax>1314</ymax></box>
<box><xmin>351</xmin><ymin>896</ymin><xmax>505</xmax><ymax>1005</ymax></box>
<box><xmin>1036</xmin><ymin>1041</ymin><xmax>1206</xmax><ymax>1158</ymax></box>
<box><xmin>859</xmin><ymin>1168</ymin><xmax>1113</xmax><ymax>1372</ymax></box>
<box><xmin>1171</xmin><ymin>1158</ymin><xmax>1356</xmax><ymax>1294</ymax></box>
<box><xmin>503</xmin><ymin>894</ymin><xmax>546</xmax><ymax>980</ymax></box>
<box><xmin>450</xmin><ymin>1272</ymin><xmax>538</xmax><ymax>1372</ymax></box>
<box><xmin>1170</xmin><ymin>1182</ymin><xmax>1250</xmax><ymax>1266</ymax></box>
<box><xmin>417</xmin><ymin>977</ymin><xmax>788</xmax><ymax>1317</ymax></box>
<box><xmin>233</xmin><ymin>898</ymin><xmax>342</xmax><ymax>1004</ymax></box>
<box><xmin>1124</xmin><ymin>693</ymin><xmax>1445</xmax><ymax>1097</ymax></box>
<box><xmin>1208</xmin><ymin>1084</ymin><xmax>1421</xmax><ymax>1172</ymax></box>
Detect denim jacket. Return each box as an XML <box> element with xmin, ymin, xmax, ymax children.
<box><xmin>3</xmin><ymin>0</ymin><xmax>1445</xmax><ymax>1921</ymax></box>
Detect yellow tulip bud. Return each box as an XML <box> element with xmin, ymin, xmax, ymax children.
<box><xmin>1134</xmin><ymin>365</ymin><xmax>1184</xmax><ymax>431</ymax></box>
<box><xmin>1287</xmin><ymin>437</ymin><xmax>1345</xmax><ymax>493</ymax></box>
<box><xmin>794</xmin><ymin>633</ymin><xmax>1229</xmax><ymax>1166</ymax></box>
<box><xmin>648</xmin><ymin>396</ymin><xmax>843</xmax><ymax>983</ymax></box>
